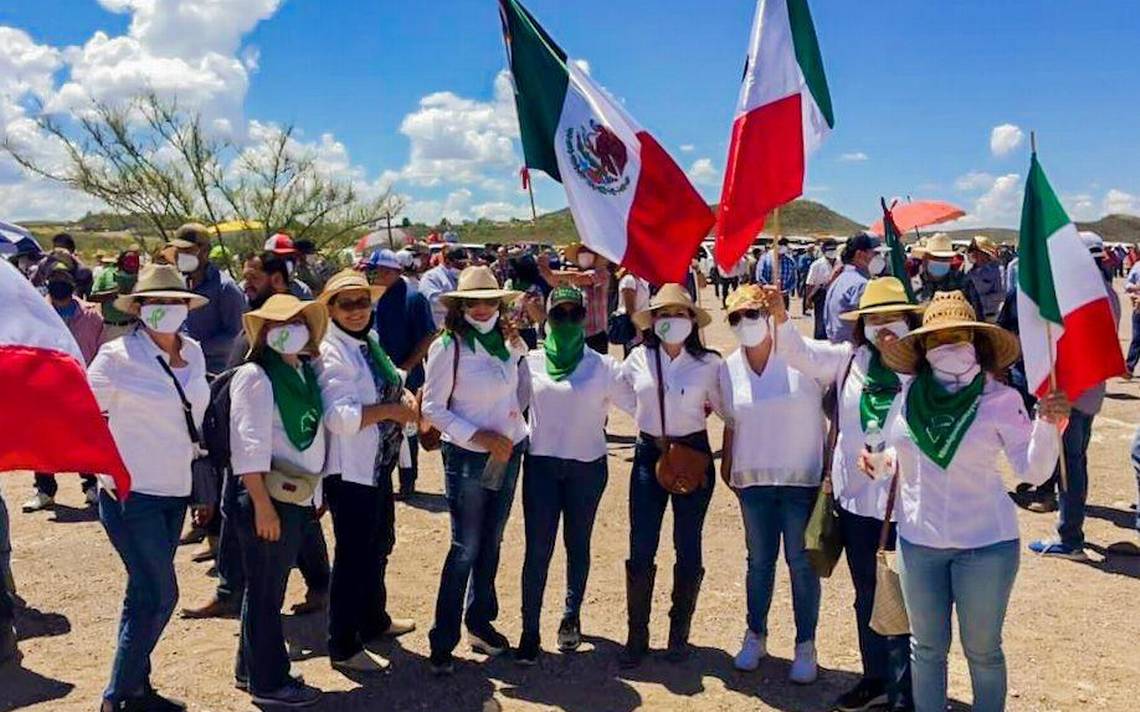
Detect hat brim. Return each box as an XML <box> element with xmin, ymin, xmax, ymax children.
<box><xmin>632</xmin><ymin>302</ymin><xmax>712</xmax><ymax>332</ymax></box>
<box><xmin>878</xmin><ymin>320</ymin><xmax>1020</xmax><ymax>375</ymax></box>
<box><xmin>922</xmin><ymin>250</ymin><xmax>957</xmax><ymax>259</ymax></box>
<box><xmin>839</xmin><ymin>302</ymin><xmax>925</xmax><ymax>322</ymax></box>
<box><xmin>113</xmin><ymin>289</ymin><xmax>209</xmax><ymax>315</ymax></box>
<box><xmin>243</xmin><ymin>300</ymin><xmax>328</xmax><ymax>358</ymax></box>
<box><xmin>318</xmin><ymin>283</ymin><xmax>385</xmax><ymax>304</ymax></box>
<box><xmin>168</xmin><ymin>238</ymin><xmax>200</xmax><ymax>250</ymax></box>
<box><xmin>724</xmin><ymin>298</ymin><xmax>767</xmax><ymax>317</ymax></box>
<box><xmin>440</xmin><ymin>288</ymin><xmax>520</xmax><ymax>306</ymax></box>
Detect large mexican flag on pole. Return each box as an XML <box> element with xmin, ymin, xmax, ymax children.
<box><xmin>499</xmin><ymin>0</ymin><xmax>714</xmax><ymax>285</ymax></box>
<box><xmin>715</xmin><ymin>0</ymin><xmax>833</xmax><ymax>270</ymax></box>
<box><xmin>1016</xmin><ymin>153</ymin><xmax>1124</xmax><ymax>399</ymax></box>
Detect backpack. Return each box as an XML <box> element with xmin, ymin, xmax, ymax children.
<box><xmin>201</xmin><ymin>367</ymin><xmax>241</xmax><ymax>476</ymax></box>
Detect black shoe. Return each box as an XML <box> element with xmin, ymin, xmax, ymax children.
<box><xmin>515</xmin><ymin>631</ymin><xmax>540</xmax><ymax>666</ymax></box>
<box><xmin>556</xmin><ymin>616</ymin><xmax>581</xmax><ymax>652</ymax></box>
<box><xmin>139</xmin><ymin>684</ymin><xmax>187</xmax><ymax>711</ymax></box>
<box><xmin>620</xmin><ymin>561</ymin><xmax>656</xmax><ymax>669</ymax></box>
<box><xmin>0</xmin><ymin>622</ymin><xmax>17</xmax><ymax>666</ymax></box>
<box><xmin>833</xmin><ymin>677</ymin><xmax>889</xmax><ymax>711</ymax></box>
<box><xmin>468</xmin><ymin>625</ymin><xmax>510</xmax><ymax>656</ymax></box>
<box><xmin>429</xmin><ymin>650</ymin><xmax>455</xmax><ymax>676</ymax></box>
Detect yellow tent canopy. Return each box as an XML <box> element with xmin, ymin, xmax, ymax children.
<box><xmin>211</xmin><ymin>219</ymin><xmax>264</xmax><ymax>234</ymax></box>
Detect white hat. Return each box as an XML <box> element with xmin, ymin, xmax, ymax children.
<box><xmin>1078</xmin><ymin>231</ymin><xmax>1105</xmax><ymax>257</ymax></box>
<box><xmin>369</xmin><ymin>248</ymin><xmax>402</xmax><ymax>271</ymax></box>
<box><xmin>395</xmin><ymin>249</ymin><xmax>415</xmax><ymax>268</ymax></box>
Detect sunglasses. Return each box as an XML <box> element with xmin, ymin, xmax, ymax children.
<box><xmin>464</xmin><ymin>298</ymin><xmax>501</xmax><ymax>308</ymax></box>
<box><xmin>549</xmin><ymin>305</ymin><xmax>586</xmax><ymax>323</ymax></box>
<box><xmin>727</xmin><ymin>309</ymin><xmax>763</xmax><ymax>327</ymax></box>
<box><xmin>334</xmin><ymin>296</ymin><xmax>372</xmax><ymax>312</ymax></box>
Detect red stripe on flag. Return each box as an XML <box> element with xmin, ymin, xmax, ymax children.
<box><xmin>622</xmin><ymin>131</ymin><xmax>715</xmax><ymax>285</ymax></box>
<box><xmin>715</xmin><ymin>93</ymin><xmax>804</xmax><ymax>270</ymax></box>
<box><xmin>1035</xmin><ymin>298</ymin><xmax>1125</xmax><ymax>400</ymax></box>
<box><xmin>0</xmin><ymin>345</ymin><xmax>131</xmax><ymax>498</ymax></box>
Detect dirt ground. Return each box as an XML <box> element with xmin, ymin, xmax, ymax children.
<box><xmin>2</xmin><ymin>284</ymin><xmax>1138</xmax><ymax>712</ymax></box>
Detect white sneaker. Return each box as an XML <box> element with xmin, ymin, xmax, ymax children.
<box><xmin>733</xmin><ymin>629</ymin><xmax>767</xmax><ymax>671</ymax></box>
<box><xmin>21</xmin><ymin>493</ymin><xmax>53</xmax><ymax>513</ymax></box>
<box><xmin>85</xmin><ymin>488</ymin><xmax>99</xmax><ymax>506</ymax></box>
<box><xmin>789</xmin><ymin>640</ymin><xmax>818</xmax><ymax>684</ymax></box>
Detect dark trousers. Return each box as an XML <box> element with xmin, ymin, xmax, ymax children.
<box><xmin>812</xmin><ymin>289</ymin><xmax>828</xmax><ymax>340</ymax></box>
<box><xmin>720</xmin><ymin>277</ymin><xmax>740</xmax><ymax>307</ymax></box>
<box><xmin>0</xmin><ymin>492</ymin><xmax>11</xmax><ymax>623</ymax></box>
<box><xmin>629</xmin><ymin>434</ymin><xmax>715</xmax><ymax>576</ymax></box>
<box><xmin>234</xmin><ymin>493</ymin><xmax>310</xmax><ymax>695</ymax></box>
<box><xmin>325</xmin><ymin>473</ymin><xmax>395</xmax><ymax>661</ymax></box>
<box><xmin>33</xmin><ymin>472</ymin><xmax>96</xmax><ymax>497</ymax></box>
<box><xmin>1127</xmin><ymin>310</ymin><xmax>1140</xmax><ymax>373</ymax></box>
<box><xmin>586</xmin><ymin>331</ymin><xmax>609</xmax><ymax>355</ymax></box>
<box><xmin>98</xmin><ymin>491</ymin><xmax>187</xmax><ymax>703</ymax></box>
<box><xmin>1038</xmin><ymin>409</ymin><xmax>1094</xmax><ymax>548</ymax></box>
<box><xmin>397</xmin><ymin>434</ymin><xmax>420</xmax><ymax>494</ymax></box>
<box><xmin>520</xmin><ymin>454</ymin><xmax>608</xmax><ymax>635</ymax></box>
<box><xmin>428</xmin><ymin>442</ymin><xmax>523</xmax><ymax>655</ymax></box>
<box><xmin>838</xmin><ymin>507</ymin><xmax>912</xmax><ymax>707</ymax></box>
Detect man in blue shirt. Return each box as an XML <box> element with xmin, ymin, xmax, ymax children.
<box><xmin>370</xmin><ymin>249</ymin><xmax>437</xmax><ymax>497</ymax></box>
<box><xmin>824</xmin><ymin>233</ymin><xmax>886</xmax><ymax>344</ymax></box>
<box><xmin>756</xmin><ymin>238</ymin><xmax>798</xmax><ymax>308</ymax></box>
<box><xmin>170</xmin><ymin>223</ymin><xmax>248</xmax><ymax>375</ymax></box>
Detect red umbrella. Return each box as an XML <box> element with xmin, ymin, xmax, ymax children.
<box><xmin>868</xmin><ymin>200</ymin><xmax>965</xmax><ymax>236</ymax></box>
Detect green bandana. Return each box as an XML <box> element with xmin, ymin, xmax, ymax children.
<box><xmin>544</xmin><ymin>320</ymin><xmax>585</xmax><ymax>381</ymax></box>
<box><xmin>259</xmin><ymin>349</ymin><xmax>325</xmax><ymax>451</ymax></box>
<box><xmin>905</xmin><ymin>367</ymin><xmax>985</xmax><ymax>469</ymax></box>
<box><xmin>860</xmin><ymin>348</ymin><xmax>901</xmax><ymax>432</ymax></box>
<box><xmin>366</xmin><ymin>335</ymin><xmax>402</xmax><ymax>386</ymax></box>
<box><xmin>447</xmin><ymin>324</ymin><xmax>510</xmax><ymax>362</ymax></box>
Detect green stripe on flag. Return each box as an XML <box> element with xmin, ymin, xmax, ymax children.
<box><xmin>786</xmin><ymin>0</ymin><xmax>834</xmax><ymax>129</ymax></box>
<box><xmin>881</xmin><ymin>199</ymin><xmax>916</xmax><ymax>303</ymax></box>
<box><xmin>500</xmin><ymin>0</ymin><xmax>569</xmax><ymax>182</ymax></box>
<box><xmin>1017</xmin><ymin>154</ymin><xmax>1068</xmax><ymax>324</ymax></box>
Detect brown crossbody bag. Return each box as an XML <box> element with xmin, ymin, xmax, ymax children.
<box><xmin>652</xmin><ymin>346</ymin><xmax>710</xmax><ymax>495</ymax></box>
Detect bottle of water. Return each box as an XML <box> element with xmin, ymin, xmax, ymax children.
<box><xmin>864</xmin><ymin>418</ymin><xmax>886</xmax><ymax>479</ymax></box>
<box><xmin>403</xmin><ymin>421</ymin><xmax>418</xmax><ymax>439</ymax></box>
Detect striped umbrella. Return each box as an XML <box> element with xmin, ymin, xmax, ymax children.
<box><xmin>0</xmin><ymin>220</ymin><xmax>40</xmax><ymax>256</ymax></box>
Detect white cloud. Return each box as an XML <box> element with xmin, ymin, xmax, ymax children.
<box><xmin>1062</xmin><ymin>193</ymin><xmax>1098</xmax><ymax>222</ymax></box>
<box><xmin>948</xmin><ymin>172</ymin><xmax>1022</xmax><ymax>227</ymax></box>
<box><xmin>954</xmin><ymin>170</ymin><xmax>995</xmax><ymax>192</ymax></box>
<box><xmin>838</xmin><ymin>151</ymin><xmax>868</xmax><ymax>162</ymax></box>
<box><xmin>679</xmin><ymin>144</ymin><xmax>695</xmax><ymax>153</ymax></box>
<box><xmin>989</xmin><ymin>123</ymin><xmax>1024</xmax><ymax>157</ymax></box>
<box><xmin>687</xmin><ymin>157</ymin><xmax>718</xmax><ymax>186</ymax></box>
<box><xmin>1104</xmin><ymin>188</ymin><xmax>1139</xmax><ymax>216</ymax></box>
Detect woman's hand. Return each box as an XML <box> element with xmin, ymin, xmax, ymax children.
<box><xmin>500</xmin><ymin>315</ymin><xmax>525</xmax><ymax>350</ymax></box>
<box><xmin>857</xmin><ymin>449</ymin><xmax>895</xmax><ymax>479</ymax></box>
<box><xmin>473</xmin><ymin>429</ymin><xmax>513</xmax><ymax>463</ymax></box>
<box><xmin>385</xmin><ymin>402</ymin><xmax>420</xmax><ymax>425</ymax></box>
<box><xmin>762</xmin><ymin>286</ymin><xmax>788</xmax><ymax>324</ymax></box>
<box><xmin>1037</xmin><ymin>390</ymin><xmax>1072</xmax><ymax>425</ymax></box>
<box><xmin>254</xmin><ymin>501</ymin><xmax>281</xmax><ymax>542</ymax></box>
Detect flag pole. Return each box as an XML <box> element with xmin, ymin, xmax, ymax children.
<box><xmin>772</xmin><ymin>206</ymin><xmax>782</xmax><ymax>351</ymax></box>
<box><xmin>1032</xmin><ymin>129</ymin><xmax>1069</xmax><ymax>493</ymax></box>
<box><xmin>521</xmin><ymin>166</ymin><xmax>538</xmax><ymax>223</ymax></box>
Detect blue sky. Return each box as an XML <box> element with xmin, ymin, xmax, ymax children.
<box><xmin>2</xmin><ymin>0</ymin><xmax>1138</xmax><ymax>227</ymax></box>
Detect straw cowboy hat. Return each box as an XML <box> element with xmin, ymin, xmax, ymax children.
<box><xmin>633</xmin><ymin>283</ymin><xmax>711</xmax><ymax>331</ymax></box>
<box><xmin>318</xmin><ymin>268</ymin><xmax>385</xmax><ymax>304</ymax></box>
<box><xmin>113</xmin><ymin>263</ymin><xmax>209</xmax><ymax>314</ymax></box>
<box><xmin>839</xmin><ymin>276</ymin><xmax>925</xmax><ymax>322</ymax></box>
<box><xmin>879</xmin><ymin>290</ymin><xmax>1020</xmax><ymax>374</ymax></box>
<box><xmin>562</xmin><ymin>242</ymin><xmax>594</xmax><ymax>262</ymax></box>
<box><xmin>243</xmin><ymin>294</ymin><xmax>328</xmax><ymax>357</ymax></box>
<box><xmin>724</xmin><ymin>284</ymin><xmax>767</xmax><ymax>316</ymax></box>
<box><xmin>440</xmin><ymin>265</ymin><xmax>520</xmax><ymax>307</ymax></box>
<box><xmin>969</xmin><ymin>235</ymin><xmax>999</xmax><ymax>258</ymax></box>
<box><xmin>918</xmin><ymin>232</ymin><xmax>956</xmax><ymax>259</ymax></box>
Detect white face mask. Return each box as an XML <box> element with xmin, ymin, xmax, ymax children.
<box><xmin>654</xmin><ymin>316</ymin><xmax>692</xmax><ymax>345</ymax></box>
<box><xmin>139</xmin><ymin>303</ymin><xmax>188</xmax><ymax>334</ymax></box>
<box><xmin>823</xmin><ymin>250</ymin><xmax>837</xmax><ymax>260</ymax></box>
<box><xmin>868</xmin><ymin>254</ymin><xmax>886</xmax><ymax>276</ymax></box>
<box><xmin>732</xmin><ymin>316</ymin><xmax>769</xmax><ymax>347</ymax></box>
<box><xmin>864</xmin><ymin>320</ymin><xmax>910</xmax><ymax>346</ymax></box>
<box><xmin>266</xmin><ymin>323</ymin><xmax>310</xmax><ymax>355</ymax></box>
<box><xmin>926</xmin><ymin>341</ymin><xmax>978</xmax><ymax>381</ymax></box>
<box><xmin>464</xmin><ymin>311</ymin><xmax>499</xmax><ymax>334</ymax></box>
<box><xmin>576</xmin><ymin>253</ymin><xmax>595</xmax><ymax>269</ymax></box>
<box><xmin>176</xmin><ymin>253</ymin><xmax>200</xmax><ymax>274</ymax></box>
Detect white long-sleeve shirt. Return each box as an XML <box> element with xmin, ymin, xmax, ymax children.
<box><xmin>620</xmin><ymin>345</ymin><xmax>723</xmax><ymax>438</ymax></box>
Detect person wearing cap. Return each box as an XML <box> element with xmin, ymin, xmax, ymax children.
<box><xmin>965</xmin><ymin>236</ymin><xmax>1005</xmax><ymax>323</ymax></box>
<box><xmin>824</xmin><ymin>234</ymin><xmax>888</xmax><ymax>344</ymax></box>
<box><xmin>422</xmin><ymin>265</ymin><xmax>530</xmax><ymax>674</ymax></box>
<box><xmin>756</xmin><ymin>238</ymin><xmax>799</xmax><ymax>308</ymax></box>
<box><xmin>263</xmin><ymin>233</ymin><xmax>314</xmax><ymax>301</ymax></box>
<box><xmin>768</xmin><ymin>277</ymin><xmax>922</xmax><ymax>709</ymax></box>
<box><xmin>228</xmin><ymin>294</ymin><xmax>329</xmax><ymax>706</ymax></box>
<box><xmin>87</xmin><ymin>264</ymin><xmax>212</xmax><ymax>712</ymax></box>
<box><xmin>717</xmin><ymin>252</ymin><xmax>749</xmax><ymax>308</ymax></box>
<box><xmin>367</xmin><ymin>249</ymin><xmax>437</xmax><ymax>497</ymax></box>
<box><xmin>869</xmin><ymin>290</ymin><xmax>1069</xmax><ymax>712</ymax></box>
<box><xmin>317</xmin><ymin>269</ymin><xmax>419</xmax><ymax>673</ymax></box>
<box><xmin>48</xmin><ymin>232</ymin><xmax>94</xmax><ymax>298</ymax></box>
<box><xmin>90</xmin><ymin>246</ymin><xmax>143</xmax><ymax>345</ymax></box>
<box><xmin>401</xmin><ymin>242</ymin><xmax>432</xmax><ymax>290</ymax></box>
<box><xmin>21</xmin><ymin>258</ymin><xmax>105</xmax><ymax>512</ymax></box>
<box><xmin>916</xmin><ymin>233</ymin><xmax>984</xmax><ymax>320</ymax></box>
<box><xmin>420</xmin><ymin>245</ymin><xmax>471</xmax><ymax>330</ymax></box>
<box><xmin>806</xmin><ymin>238</ymin><xmax>840</xmax><ymax>338</ymax></box>
<box><xmin>514</xmin><ymin>285</ymin><xmax>635</xmax><ymax>665</ymax></box>
<box><xmin>293</xmin><ymin>239</ymin><xmax>332</xmax><ymax>294</ymax></box>
<box><xmin>618</xmin><ymin>284</ymin><xmax>723</xmax><ymax>668</ymax></box>
<box><xmin>170</xmin><ymin>223</ymin><xmax>248</xmax><ymax>375</ymax></box>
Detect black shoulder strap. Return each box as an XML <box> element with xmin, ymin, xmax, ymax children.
<box><xmin>653</xmin><ymin>346</ymin><xmax>668</xmax><ymax>441</ymax></box>
<box><xmin>821</xmin><ymin>353</ymin><xmax>856</xmax><ymax>480</ymax></box>
<box><xmin>155</xmin><ymin>355</ymin><xmax>201</xmax><ymax>446</ymax></box>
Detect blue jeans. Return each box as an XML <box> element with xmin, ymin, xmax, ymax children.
<box><xmin>629</xmin><ymin>434</ymin><xmax>715</xmax><ymax>576</ymax></box>
<box><xmin>99</xmin><ymin>490</ymin><xmax>188</xmax><ymax>703</ymax></box>
<box><xmin>1132</xmin><ymin>426</ymin><xmax>1140</xmax><ymax>532</ymax></box>
<box><xmin>1054</xmin><ymin>409</ymin><xmax>1094</xmax><ymax>548</ymax></box>
<box><xmin>520</xmin><ymin>454</ymin><xmax>608</xmax><ymax>635</ymax></box>
<box><xmin>1126</xmin><ymin>309</ymin><xmax>1140</xmax><ymax>373</ymax></box>
<box><xmin>738</xmin><ymin>485</ymin><xmax>820</xmax><ymax>644</ymax></box>
<box><xmin>898</xmin><ymin>538</ymin><xmax>1019</xmax><ymax>712</ymax></box>
<box><xmin>428</xmin><ymin>441</ymin><xmax>523</xmax><ymax>655</ymax></box>
<box><xmin>0</xmin><ymin>490</ymin><xmax>12</xmax><ymax>623</ymax></box>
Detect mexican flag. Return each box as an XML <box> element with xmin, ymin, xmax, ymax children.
<box><xmin>715</xmin><ymin>0</ymin><xmax>833</xmax><ymax>270</ymax></box>
<box><xmin>1016</xmin><ymin>153</ymin><xmax>1124</xmax><ymax>399</ymax></box>
<box><xmin>499</xmin><ymin>0</ymin><xmax>714</xmax><ymax>285</ymax></box>
<box><xmin>881</xmin><ymin>198</ymin><xmax>916</xmax><ymax>303</ymax></box>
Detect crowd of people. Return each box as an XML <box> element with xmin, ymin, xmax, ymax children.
<box><xmin>0</xmin><ymin>221</ymin><xmax>1137</xmax><ymax>712</ymax></box>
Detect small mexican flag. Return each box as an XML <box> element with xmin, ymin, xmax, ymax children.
<box><xmin>499</xmin><ymin>0</ymin><xmax>714</xmax><ymax>285</ymax></box>
<box><xmin>715</xmin><ymin>0</ymin><xmax>833</xmax><ymax>270</ymax></box>
<box><xmin>1016</xmin><ymin>153</ymin><xmax>1124</xmax><ymax>399</ymax></box>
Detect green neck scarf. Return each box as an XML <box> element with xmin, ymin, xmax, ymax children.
<box><xmin>905</xmin><ymin>367</ymin><xmax>985</xmax><ymax>469</ymax></box>
<box><xmin>451</xmin><ymin>324</ymin><xmax>510</xmax><ymax>362</ymax></box>
<box><xmin>860</xmin><ymin>348</ymin><xmax>901</xmax><ymax>432</ymax></box>
<box><xmin>544</xmin><ymin>320</ymin><xmax>585</xmax><ymax>381</ymax></box>
<box><xmin>365</xmin><ymin>335</ymin><xmax>402</xmax><ymax>386</ymax></box>
<box><xmin>259</xmin><ymin>349</ymin><xmax>325</xmax><ymax>451</ymax></box>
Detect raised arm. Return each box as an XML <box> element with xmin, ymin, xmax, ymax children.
<box><xmin>765</xmin><ymin>285</ymin><xmax>851</xmax><ymax>383</ymax></box>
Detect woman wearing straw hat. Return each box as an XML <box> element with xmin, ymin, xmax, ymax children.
<box><xmin>316</xmin><ymin>269</ymin><xmax>419</xmax><ymax>674</ymax></box>
<box><xmin>422</xmin><ymin>265</ymin><xmax>530</xmax><ymax>674</ymax></box>
<box><xmin>766</xmin><ymin>277</ymin><xmax>921</xmax><ymax>709</ymax></box>
<box><xmin>618</xmin><ymin>283</ymin><xmax>723</xmax><ymax>668</ymax></box>
<box><xmin>89</xmin><ymin>264</ymin><xmax>210</xmax><ymax>712</ymax></box>
<box><xmin>871</xmin><ymin>290</ymin><xmax>1069</xmax><ymax>712</ymax></box>
<box><xmin>228</xmin><ymin>294</ymin><xmax>329</xmax><ymax>707</ymax></box>
<box><xmin>514</xmin><ymin>285</ymin><xmax>635</xmax><ymax>665</ymax></box>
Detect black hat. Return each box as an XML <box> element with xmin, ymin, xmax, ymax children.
<box><xmin>847</xmin><ymin>233</ymin><xmax>882</xmax><ymax>253</ymax></box>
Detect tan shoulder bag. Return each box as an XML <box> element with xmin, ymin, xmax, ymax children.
<box><xmin>652</xmin><ymin>346</ymin><xmax>710</xmax><ymax>495</ymax></box>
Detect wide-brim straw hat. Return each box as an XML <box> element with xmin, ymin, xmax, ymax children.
<box><xmin>724</xmin><ymin>284</ymin><xmax>768</xmax><ymax>316</ymax></box>
<box><xmin>633</xmin><ymin>283</ymin><xmax>711</xmax><ymax>331</ymax></box>
<box><xmin>562</xmin><ymin>242</ymin><xmax>592</xmax><ymax>262</ymax></box>
<box><xmin>243</xmin><ymin>294</ymin><xmax>328</xmax><ymax>357</ymax></box>
<box><xmin>969</xmin><ymin>235</ymin><xmax>999</xmax><ymax>258</ymax></box>
<box><xmin>440</xmin><ymin>265</ymin><xmax>520</xmax><ymax>306</ymax></box>
<box><xmin>318</xmin><ymin>268</ymin><xmax>385</xmax><ymax>304</ymax></box>
<box><xmin>879</xmin><ymin>290</ymin><xmax>1020</xmax><ymax>374</ymax></box>
<box><xmin>839</xmin><ymin>276</ymin><xmax>925</xmax><ymax>322</ymax></box>
<box><xmin>919</xmin><ymin>232</ymin><xmax>956</xmax><ymax>259</ymax></box>
<box><xmin>113</xmin><ymin>263</ymin><xmax>209</xmax><ymax>314</ymax></box>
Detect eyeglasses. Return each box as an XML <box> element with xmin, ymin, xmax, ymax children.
<box><xmin>334</xmin><ymin>296</ymin><xmax>372</xmax><ymax>312</ymax></box>
<box><xmin>727</xmin><ymin>309</ymin><xmax>763</xmax><ymax>327</ymax></box>
<box><xmin>549</xmin><ymin>305</ymin><xmax>585</xmax><ymax>324</ymax></box>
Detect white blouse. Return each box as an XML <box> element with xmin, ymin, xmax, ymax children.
<box><xmin>775</xmin><ymin>320</ymin><xmax>898</xmax><ymax>518</ymax></box>
<box><xmin>886</xmin><ymin>375</ymin><xmax>1060</xmax><ymax>550</ymax></box>
<box><xmin>88</xmin><ymin>328</ymin><xmax>209</xmax><ymax>498</ymax></box>
<box><xmin>718</xmin><ymin>350</ymin><xmax>826</xmax><ymax>488</ymax></box>
<box><xmin>621</xmin><ymin>345</ymin><xmax>723</xmax><ymax>438</ymax></box>
<box><xmin>526</xmin><ymin>348</ymin><xmax>635</xmax><ymax>462</ymax></box>
<box><xmin>422</xmin><ymin>334</ymin><xmax>530</xmax><ymax>452</ymax></box>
